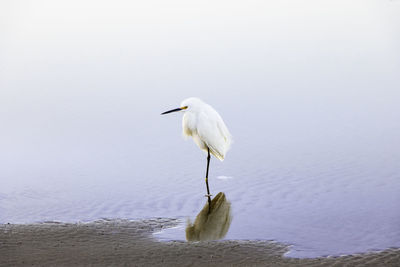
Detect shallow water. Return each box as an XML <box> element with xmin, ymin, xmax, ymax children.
<box><xmin>1</xmin><ymin>0</ymin><xmax>400</xmax><ymax>258</ymax></box>
<box><xmin>2</xmin><ymin>92</ymin><xmax>399</xmax><ymax>258</ymax></box>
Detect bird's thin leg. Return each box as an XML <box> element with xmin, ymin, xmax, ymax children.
<box><xmin>205</xmin><ymin>147</ymin><xmax>212</xmax><ymax>212</ymax></box>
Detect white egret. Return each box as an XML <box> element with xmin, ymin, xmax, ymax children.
<box><xmin>161</xmin><ymin>97</ymin><xmax>232</xmax><ymax>208</ymax></box>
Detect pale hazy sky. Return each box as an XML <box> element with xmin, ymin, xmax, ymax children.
<box><xmin>0</xmin><ymin>0</ymin><xmax>399</xmax><ymax>184</ymax></box>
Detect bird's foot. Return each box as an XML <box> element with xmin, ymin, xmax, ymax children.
<box><xmin>204</xmin><ymin>194</ymin><xmax>212</xmax><ymax>198</ymax></box>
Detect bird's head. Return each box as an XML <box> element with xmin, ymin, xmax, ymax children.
<box><xmin>161</xmin><ymin>97</ymin><xmax>203</xmax><ymax>115</ymax></box>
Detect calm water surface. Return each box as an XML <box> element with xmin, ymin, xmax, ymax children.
<box><xmin>1</xmin><ymin>91</ymin><xmax>399</xmax><ymax>257</ymax></box>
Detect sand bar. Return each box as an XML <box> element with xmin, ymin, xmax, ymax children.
<box><xmin>1</xmin><ymin>219</ymin><xmax>399</xmax><ymax>266</ymax></box>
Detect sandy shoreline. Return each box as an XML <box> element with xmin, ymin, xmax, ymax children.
<box><xmin>1</xmin><ymin>219</ymin><xmax>399</xmax><ymax>266</ymax></box>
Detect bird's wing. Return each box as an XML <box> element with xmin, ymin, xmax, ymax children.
<box><xmin>216</xmin><ymin>115</ymin><xmax>232</xmax><ymax>149</ymax></box>
<box><xmin>196</xmin><ymin>110</ymin><xmax>227</xmax><ymax>161</ymax></box>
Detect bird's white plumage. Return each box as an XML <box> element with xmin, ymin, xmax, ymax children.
<box><xmin>180</xmin><ymin>97</ymin><xmax>232</xmax><ymax>161</ymax></box>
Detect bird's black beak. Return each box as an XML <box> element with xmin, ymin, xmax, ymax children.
<box><xmin>161</xmin><ymin>107</ymin><xmax>182</xmax><ymax>115</ymax></box>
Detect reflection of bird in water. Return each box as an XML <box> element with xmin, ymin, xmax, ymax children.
<box><xmin>161</xmin><ymin>98</ymin><xmax>232</xmax><ymax>208</ymax></box>
<box><xmin>186</xmin><ymin>192</ymin><xmax>232</xmax><ymax>241</ymax></box>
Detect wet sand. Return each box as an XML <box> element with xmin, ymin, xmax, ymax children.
<box><xmin>1</xmin><ymin>219</ymin><xmax>399</xmax><ymax>267</ymax></box>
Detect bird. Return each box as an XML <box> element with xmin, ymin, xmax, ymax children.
<box><xmin>161</xmin><ymin>97</ymin><xmax>232</xmax><ymax>209</ymax></box>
